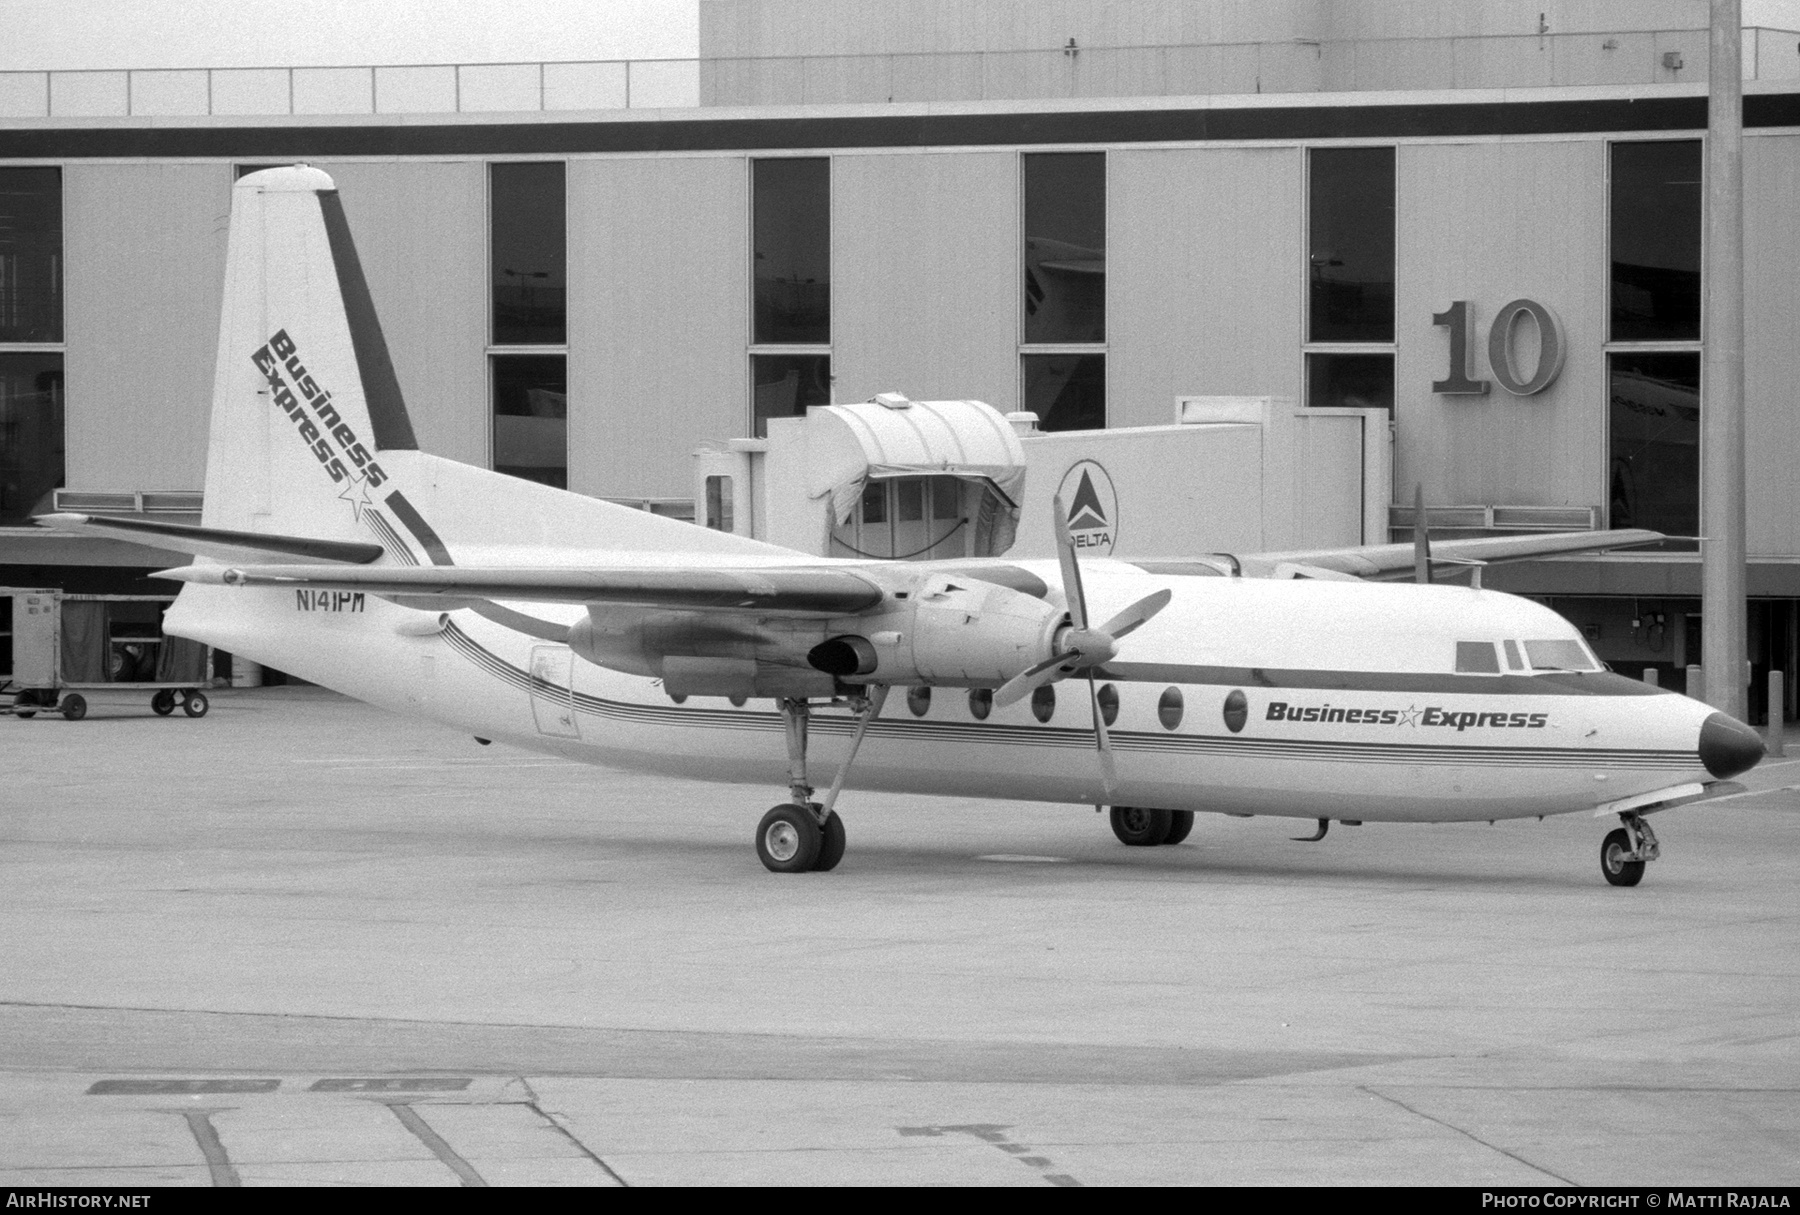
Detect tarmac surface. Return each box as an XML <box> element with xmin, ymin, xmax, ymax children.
<box><xmin>2</xmin><ymin>685</ymin><xmax>1797</xmax><ymax>1187</ymax></box>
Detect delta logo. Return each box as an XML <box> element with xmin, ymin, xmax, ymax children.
<box><xmin>1057</xmin><ymin>459</ymin><xmax>1118</xmax><ymax>553</ymax></box>
<box><xmin>1265</xmin><ymin>702</ymin><xmax>1548</xmax><ymax>731</ymax></box>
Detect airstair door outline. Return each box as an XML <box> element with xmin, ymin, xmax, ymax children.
<box><xmin>528</xmin><ymin>645</ymin><xmax>581</xmax><ymax>739</ymax></box>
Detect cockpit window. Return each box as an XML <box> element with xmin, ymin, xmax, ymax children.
<box><xmin>1522</xmin><ymin>639</ymin><xmax>1601</xmax><ymax>671</ymax></box>
<box><xmin>1455</xmin><ymin>642</ymin><xmax>1501</xmax><ymax>674</ymax></box>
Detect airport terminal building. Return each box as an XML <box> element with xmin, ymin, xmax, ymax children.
<box><xmin>4</xmin><ymin>0</ymin><xmax>1800</xmax><ymax>715</ymax></box>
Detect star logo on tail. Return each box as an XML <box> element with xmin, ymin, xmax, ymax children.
<box><xmin>337</xmin><ymin>475</ymin><xmax>374</xmax><ymax>522</ymax></box>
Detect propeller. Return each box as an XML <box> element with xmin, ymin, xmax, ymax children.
<box><xmin>1412</xmin><ymin>482</ymin><xmax>1432</xmax><ymax>586</ymax></box>
<box><xmin>994</xmin><ymin>494</ymin><xmax>1172</xmax><ymax>796</ymax></box>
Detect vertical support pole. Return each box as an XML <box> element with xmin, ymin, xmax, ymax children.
<box><xmin>1687</xmin><ymin>664</ymin><xmax>1705</xmax><ymax>703</ymax></box>
<box><xmin>1767</xmin><ymin>670</ymin><xmax>1786</xmax><ymax>757</ymax></box>
<box><xmin>1702</xmin><ymin>0</ymin><xmax>1749</xmax><ymax>721</ymax></box>
<box><xmin>1643</xmin><ymin>667</ymin><xmax>1660</xmax><ymax>687</ymax></box>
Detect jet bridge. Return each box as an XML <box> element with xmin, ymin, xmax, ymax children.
<box><xmin>694</xmin><ymin>394</ymin><xmax>1391</xmax><ymax>560</ymax></box>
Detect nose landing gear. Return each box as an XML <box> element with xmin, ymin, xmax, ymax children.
<box><xmin>1601</xmin><ymin>812</ymin><xmax>1660</xmax><ymax>887</ymax></box>
<box><xmin>757</xmin><ymin>689</ymin><xmax>885</xmax><ymax>873</ymax></box>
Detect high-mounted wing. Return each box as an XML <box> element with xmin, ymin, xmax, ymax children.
<box><xmin>37</xmin><ymin>512</ymin><xmax>385</xmax><ymax>565</ymax></box>
<box><xmin>1233</xmin><ymin>528</ymin><xmax>1664</xmax><ymax>580</ymax></box>
<box><xmin>161</xmin><ymin>562</ymin><xmax>887</xmax><ymax>615</ymax></box>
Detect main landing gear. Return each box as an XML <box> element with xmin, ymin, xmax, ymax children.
<box><xmin>1601</xmin><ymin>811</ymin><xmax>1660</xmax><ymax>887</ymax></box>
<box><xmin>756</xmin><ymin>688</ymin><xmax>887</xmax><ymax>874</ymax></box>
<box><xmin>1108</xmin><ymin>806</ymin><xmax>1195</xmax><ymax>847</ymax></box>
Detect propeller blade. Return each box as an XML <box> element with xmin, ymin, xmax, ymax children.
<box><xmin>1050</xmin><ymin>492</ymin><xmax>1089</xmax><ymax>631</ymax></box>
<box><xmin>1412</xmin><ymin>483</ymin><xmax>1432</xmax><ymax>586</ymax></box>
<box><xmin>1088</xmin><ymin>671</ymin><xmax>1117</xmax><ymax>798</ymax></box>
<box><xmin>993</xmin><ymin>651</ymin><xmax>1075</xmax><ymax>708</ymax></box>
<box><xmin>1094</xmin><ymin>587</ymin><xmax>1173</xmax><ymax>642</ymax></box>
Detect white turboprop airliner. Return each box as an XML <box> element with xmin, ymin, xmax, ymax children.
<box><xmin>42</xmin><ymin>166</ymin><xmax>1766</xmax><ymax>886</ymax></box>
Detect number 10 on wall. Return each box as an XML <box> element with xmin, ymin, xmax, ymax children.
<box><xmin>1432</xmin><ymin>298</ymin><xmax>1567</xmax><ymax>397</ymax></box>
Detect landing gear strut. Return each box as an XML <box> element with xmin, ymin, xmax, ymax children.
<box><xmin>756</xmin><ymin>689</ymin><xmax>886</xmax><ymax>874</ymax></box>
<box><xmin>1601</xmin><ymin>811</ymin><xmax>1660</xmax><ymax>887</ymax></box>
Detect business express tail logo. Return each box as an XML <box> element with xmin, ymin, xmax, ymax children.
<box><xmin>252</xmin><ymin>329</ymin><xmax>388</xmax><ymax>519</ymax></box>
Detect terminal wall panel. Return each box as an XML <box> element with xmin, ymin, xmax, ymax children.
<box><xmin>1744</xmin><ymin>133</ymin><xmax>1800</xmax><ymax>558</ymax></box>
<box><xmin>1109</xmin><ymin>147</ymin><xmax>1303</xmax><ymax>429</ymax></box>
<box><xmin>832</xmin><ymin>151</ymin><xmax>1017</xmax><ymax>411</ymax></box>
<box><xmin>1394</xmin><ymin>139</ymin><xmax>1606</xmax><ymax>513</ymax></box>
<box><xmin>311</xmin><ymin>161</ymin><xmax>487</xmax><ymax>466</ymax></box>
<box><xmin>568</xmin><ymin>155</ymin><xmax>747</xmax><ymax>499</ymax></box>
<box><xmin>64</xmin><ymin>163</ymin><xmax>228</xmax><ymax>492</ymax></box>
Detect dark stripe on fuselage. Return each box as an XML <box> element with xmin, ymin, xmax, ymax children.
<box><xmin>1096</xmin><ymin>663</ymin><xmax>1669</xmax><ymax>698</ymax></box>
<box><xmin>364</xmin><ymin>509</ymin><xmax>419</xmax><ymax>566</ymax></box>
<box><xmin>384</xmin><ymin>490</ymin><xmax>453</xmax><ymax>567</ymax></box>
<box><xmin>439</xmin><ymin>622</ymin><xmax>1695</xmax><ymax>771</ymax></box>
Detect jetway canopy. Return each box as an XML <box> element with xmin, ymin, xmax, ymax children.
<box><xmin>805</xmin><ymin>395</ymin><xmax>1027</xmax><ymax>538</ymax></box>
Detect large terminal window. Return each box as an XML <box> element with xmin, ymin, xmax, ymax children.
<box><xmin>1305</xmin><ymin>147</ymin><xmax>1394</xmax><ymax>411</ymax></box>
<box><xmin>1608</xmin><ymin>351</ymin><xmax>1699</xmax><ymax>548</ymax></box>
<box><xmin>752</xmin><ymin>158</ymin><xmax>831</xmax><ymax>437</ymax></box>
<box><xmin>489</xmin><ymin>162</ymin><xmax>567</xmax><ymax>488</ymax></box>
<box><xmin>1607</xmin><ymin>141</ymin><xmax>1702</xmax><ymax>550</ymax></box>
<box><xmin>0</xmin><ymin>168</ymin><xmax>62</xmax><ymax>526</ymax></box>
<box><xmin>1610</xmin><ymin>141</ymin><xmax>1701</xmax><ymax>343</ymax></box>
<box><xmin>1021</xmin><ymin>152</ymin><xmax>1105</xmax><ymax>431</ymax></box>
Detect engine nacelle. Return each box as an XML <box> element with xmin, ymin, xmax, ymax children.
<box><xmin>568</xmin><ymin>608</ymin><xmax>838</xmax><ymax>699</ymax></box>
<box><xmin>566</xmin><ymin>574</ymin><xmax>1063</xmax><ymax>698</ymax></box>
<box><xmin>826</xmin><ymin>574</ymin><xmax>1064</xmax><ymax>688</ymax></box>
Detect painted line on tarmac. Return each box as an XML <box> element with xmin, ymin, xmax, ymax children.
<box><xmin>383</xmin><ymin>1101</ymin><xmax>487</xmax><ymax>1187</ymax></box>
<box><xmin>165</xmin><ymin>1108</ymin><xmax>240</xmax><ymax>1187</ymax></box>
<box><xmin>289</xmin><ymin>760</ymin><xmax>569</xmax><ymax>770</ymax></box>
<box><xmin>976</xmin><ymin>855</ymin><xmax>1074</xmax><ymax>864</ymax></box>
<box><xmin>1360</xmin><ymin>1087</ymin><xmax>1575</xmax><ymax>1185</ymax></box>
<box><xmin>897</xmin><ymin>1123</ymin><xmax>1083</xmax><ymax>1186</ymax></box>
<box><xmin>526</xmin><ymin>1100</ymin><xmax>630</xmax><ymax>1187</ymax></box>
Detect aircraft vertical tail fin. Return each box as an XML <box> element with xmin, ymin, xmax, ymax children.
<box><xmin>202</xmin><ymin>165</ymin><xmax>418</xmax><ymax>543</ymax></box>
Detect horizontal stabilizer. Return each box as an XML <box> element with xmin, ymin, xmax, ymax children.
<box><xmin>37</xmin><ymin>513</ymin><xmax>385</xmax><ymax>565</ymax></box>
<box><xmin>159</xmin><ymin>562</ymin><xmax>888</xmax><ymax>615</ymax></box>
<box><xmin>1245</xmin><ymin>528</ymin><xmax>1665</xmax><ymax>580</ymax></box>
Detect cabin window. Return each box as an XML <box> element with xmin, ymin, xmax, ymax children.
<box><xmin>1031</xmin><ymin>685</ymin><xmax>1056</xmax><ymax>723</ymax></box>
<box><xmin>968</xmin><ymin>688</ymin><xmax>992</xmax><ymax>720</ymax></box>
<box><xmin>1523</xmin><ymin>640</ymin><xmax>1601</xmax><ymax>672</ymax></box>
<box><xmin>1503</xmin><ymin>640</ymin><xmax>1524</xmax><ymax>671</ymax></box>
<box><xmin>906</xmin><ymin>686</ymin><xmax>931</xmax><ymax>717</ymax></box>
<box><xmin>1455</xmin><ymin>642</ymin><xmax>1501</xmax><ymax>674</ymax></box>
<box><xmin>1158</xmin><ymin>687</ymin><xmax>1184</xmax><ymax>730</ymax></box>
<box><xmin>1096</xmin><ymin>682</ymin><xmax>1119</xmax><ymax>726</ymax></box>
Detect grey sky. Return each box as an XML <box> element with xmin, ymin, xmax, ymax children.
<box><xmin>0</xmin><ymin>0</ymin><xmax>700</xmax><ymax>70</ymax></box>
<box><xmin>4</xmin><ymin>0</ymin><xmax>1798</xmax><ymax>73</ymax></box>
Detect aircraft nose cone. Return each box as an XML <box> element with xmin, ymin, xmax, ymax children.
<box><xmin>1699</xmin><ymin>711</ymin><xmax>1765</xmax><ymax>779</ymax></box>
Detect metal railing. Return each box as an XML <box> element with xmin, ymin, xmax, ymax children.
<box><xmin>1</xmin><ymin>29</ymin><xmax>1794</xmax><ymax>120</ymax></box>
<box><xmin>0</xmin><ymin>59</ymin><xmax>701</xmax><ymax>120</ymax></box>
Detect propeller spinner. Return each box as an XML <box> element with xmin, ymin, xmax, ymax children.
<box><xmin>993</xmin><ymin>493</ymin><xmax>1171</xmax><ymax>796</ymax></box>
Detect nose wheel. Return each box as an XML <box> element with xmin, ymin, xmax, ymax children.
<box><xmin>1601</xmin><ymin>812</ymin><xmax>1660</xmax><ymax>887</ymax></box>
